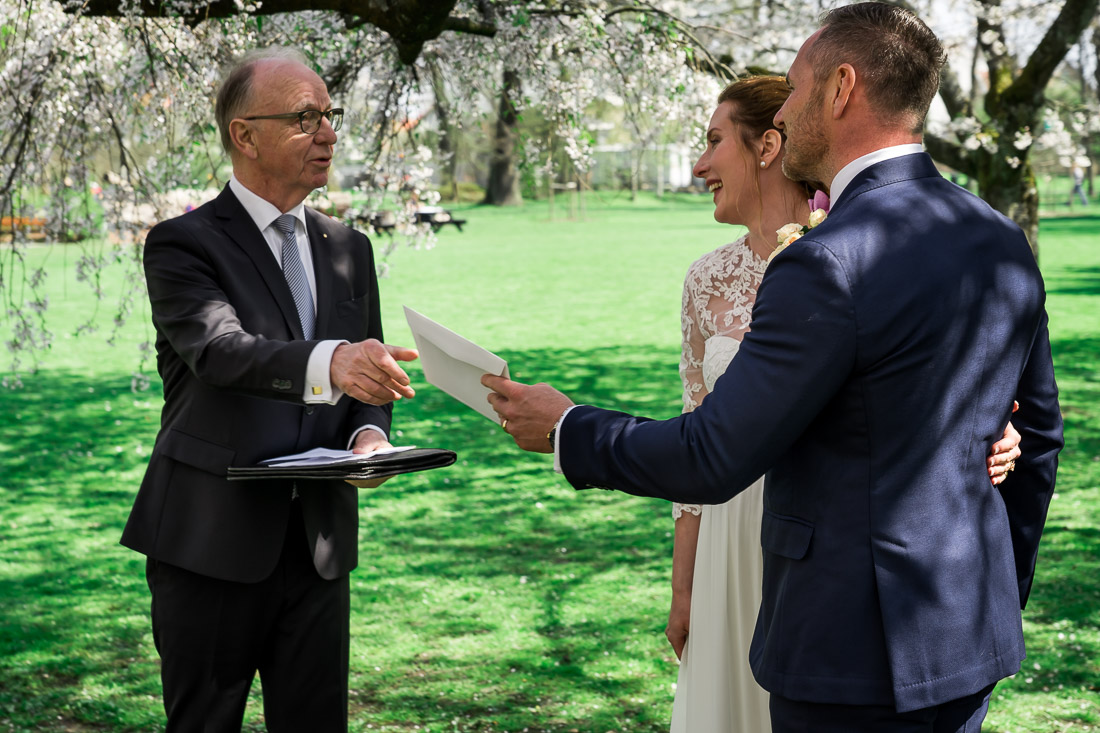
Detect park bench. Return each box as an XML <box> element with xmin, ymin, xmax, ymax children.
<box><xmin>0</xmin><ymin>215</ymin><xmax>47</xmax><ymax>241</ymax></box>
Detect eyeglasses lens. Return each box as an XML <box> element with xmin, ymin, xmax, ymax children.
<box><xmin>300</xmin><ymin>109</ymin><xmax>343</xmax><ymax>134</ymax></box>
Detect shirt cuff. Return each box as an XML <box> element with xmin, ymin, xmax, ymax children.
<box><xmin>303</xmin><ymin>340</ymin><xmax>349</xmax><ymax>404</ymax></box>
<box><xmin>553</xmin><ymin>405</ymin><xmax>581</xmax><ymax>474</ymax></box>
<box><xmin>347</xmin><ymin>424</ymin><xmax>388</xmax><ymax>450</ymax></box>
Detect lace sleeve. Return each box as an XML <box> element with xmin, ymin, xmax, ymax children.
<box><xmin>674</xmin><ymin>259</ymin><xmax>711</xmax><ymax>521</ymax></box>
<box><xmin>673</xmin><ymin>502</ymin><xmax>702</xmax><ymax>519</ymax></box>
<box><xmin>680</xmin><ymin>258</ymin><xmax>711</xmax><ymax>413</ymax></box>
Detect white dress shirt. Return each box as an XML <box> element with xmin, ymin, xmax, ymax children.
<box><xmin>828</xmin><ymin>143</ymin><xmax>924</xmax><ymax>207</ymax></box>
<box><xmin>229</xmin><ymin>175</ymin><xmax>385</xmax><ymax>446</ymax></box>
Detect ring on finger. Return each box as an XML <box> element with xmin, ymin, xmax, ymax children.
<box><xmin>501</xmin><ymin>418</ymin><xmax>509</xmax><ymax>431</ymax></box>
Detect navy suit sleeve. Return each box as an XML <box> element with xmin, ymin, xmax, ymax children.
<box><xmin>144</xmin><ymin>216</ymin><xmax>317</xmax><ymax>401</ymax></box>
<box><xmin>1000</xmin><ymin>306</ymin><xmax>1063</xmax><ymax>607</ymax></box>
<box><xmin>560</xmin><ymin>238</ymin><xmax>857</xmax><ymax>503</ymax></box>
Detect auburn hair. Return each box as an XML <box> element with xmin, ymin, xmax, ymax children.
<box><xmin>717</xmin><ymin>75</ymin><xmax>820</xmax><ymax>198</ymax></box>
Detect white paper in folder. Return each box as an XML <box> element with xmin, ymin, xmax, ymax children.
<box><xmin>403</xmin><ymin>306</ymin><xmax>510</xmax><ymax>424</ymax></box>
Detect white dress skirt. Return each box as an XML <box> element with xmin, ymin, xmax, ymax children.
<box><xmin>669</xmin><ymin>236</ymin><xmax>771</xmax><ymax>733</ymax></box>
<box><xmin>669</xmin><ymin>478</ymin><xmax>768</xmax><ymax>733</ymax></box>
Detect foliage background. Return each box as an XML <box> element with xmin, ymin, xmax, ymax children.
<box><xmin>3</xmin><ymin>0</ymin><xmax>1100</xmax><ymax>378</ymax></box>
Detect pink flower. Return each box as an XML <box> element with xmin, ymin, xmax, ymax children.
<box><xmin>807</xmin><ymin>189</ymin><xmax>830</xmax><ymax>214</ymax></box>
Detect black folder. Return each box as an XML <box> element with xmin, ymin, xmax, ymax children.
<box><xmin>227</xmin><ymin>448</ymin><xmax>456</xmax><ymax>482</ymax></box>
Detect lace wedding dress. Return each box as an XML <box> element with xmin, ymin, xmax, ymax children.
<box><xmin>669</xmin><ymin>235</ymin><xmax>771</xmax><ymax>733</ymax></box>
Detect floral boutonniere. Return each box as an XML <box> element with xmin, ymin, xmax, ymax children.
<box><xmin>768</xmin><ymin>190</ymin><xmax>830</xmax><ymax>264</ymax></box>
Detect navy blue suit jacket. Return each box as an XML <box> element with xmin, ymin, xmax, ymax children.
<box><xmin>560</xmin><ymin>153</ymin><xmax>1063</xmax><ymax>711</ymax></box>
<box><xmin>122</xmin><ymin>187</ymin><xmax>391</xmax><ymax>583</ymax></box>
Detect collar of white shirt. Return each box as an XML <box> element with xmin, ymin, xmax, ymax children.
<box><xmin>828</xmin><ymin>143</ymin><xmax>924</xmax><ymax>208</ymax></box>
<box><xmin>228</xmin><ymin>174</ymin><xmax>307</xmax><ymax>233</ymax></box>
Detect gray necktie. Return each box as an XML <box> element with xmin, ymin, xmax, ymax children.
<box><xmin>273</xmin><ymin>214</ymin><xmax>315</xmax><ymax>340</ymax></box>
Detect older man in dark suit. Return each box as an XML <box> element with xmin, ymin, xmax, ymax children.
<box><xmin>121</xmin><ymin>47</ymin><xmax>417</xmax><ymax>731</ymax></box>
<box><xmin>485</xmin><ymin>4</ymin><xmax>1063</xmax><ymax>731</ymax></box>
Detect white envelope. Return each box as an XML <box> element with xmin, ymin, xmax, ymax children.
<box><xmin>403</xmin><ymin>306</ymin><xmax>510</xmax><ymax>424</ymax></box>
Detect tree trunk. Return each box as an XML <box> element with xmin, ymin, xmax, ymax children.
<box><xmin>976</xmin><ymin>155</ymin><xmax>1041</xmax><ymax>261</ymax></box>
<box><xmin>630</xmin><ymin>150</ymin><xmax>641</xmax><ymax>201</ymax></box>
<box><xmin>656</xmin><ymin>147</ymin><xmax>665</xmax><ymax>198</ymax></box>
<box><xmin>426</xmin><ymin>54</ymin><xmax>458</xmax><ymax>201</ymax></box>
<box><xmin>1091</xmin><ymin>23</ymin><xmax>1100</xmax><ymax>197</ymax></box>
<box><xmin>481</xmin><ymin>68</ymin><xmax>522</xmax><ymax>206</ymax></box>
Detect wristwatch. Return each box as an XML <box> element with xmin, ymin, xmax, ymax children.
<box><xmin>547</xmin><ymin>426</ymin><xmax>557</xmax><ymax>450</ymax></box>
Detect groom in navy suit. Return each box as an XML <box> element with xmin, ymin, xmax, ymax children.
<box><xmin>485</xmin><ymin>3</ymin><xmax>1063</xmax><ymax>730</ymax></box>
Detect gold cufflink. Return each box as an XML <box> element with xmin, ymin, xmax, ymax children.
<box><xmin>312</xmin><ymin>386</ymin><xmax>323</xmax><ymax>395</ymax></box>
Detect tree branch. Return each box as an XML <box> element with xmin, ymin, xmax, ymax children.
<box><xmin>1004</xmin><ymin>0</ymin><xmax>1100</xmax><ymax>110</ymax></box>
<box><xmin>938</xmin><ymin>48</ymin><xmax>971</xmax><ymax>119</ymax></box>
<box><xmin>975</xmin><ymin>0</ymin><xmax>1012</xmax><ymax>115</ymax></box>
<box><xmin>442</xmin><ymin>15</ymin><xmax>496</xmax><ymax>37</ymax></box>
<box><xmin>923</xmin><ymin>131</ymin><xmax>975</xmax><ymax>177</ymax></box>
<box><xmin>66</xmin><ymin>0</ymin><xmax>488</xmax><ymax>64</ymax></box>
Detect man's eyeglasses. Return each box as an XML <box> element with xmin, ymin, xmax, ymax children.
<box><xmin>242</xmin><ymin>108</ymin><xmax>344</xmax><ymax>134</ymax></box>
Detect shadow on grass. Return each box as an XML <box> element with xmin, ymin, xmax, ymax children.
<box><xmin>1003</xmin><ymin>333</ymin><xmax>1100</xmax><ymax>717</ymax></box>
<box><xmin>3</xmin><ymin>333</ymin><xmax>1098</xmax><ymax>731</ymax></box>
<box><xmin>348</xmin><ymin>345</ymin><xmax>684</xmax><ymax>729</ymax></box>
<box><xmin>1050</xmin><ymin>335</ymin><xmax>1100</xmax><ymax>458</ymax></box>
<box><xmin>0</xmin><ymin>346</ymin><xmax>685</xmax><ymax>731</ymax></box>
<box><xmin>1045</xmin><ymin>265</ymin><xmax>1100</xmax><ymax>296</ymax></box>
<box><xmin>0</xmin><ymin>371</ymin><xmax>165</xmax><ymax>730</ymax></box>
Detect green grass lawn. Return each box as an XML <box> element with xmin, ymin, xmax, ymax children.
<box><xmin>1</xmin><ymin>192</ymin><xmax>1097</xmax><ymax>732</ymax></box>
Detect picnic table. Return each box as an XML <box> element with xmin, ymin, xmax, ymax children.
<box><xmin>357</xmin><ymin>208</ymin><xmax>467</xmax><ymax>234</ymax></box>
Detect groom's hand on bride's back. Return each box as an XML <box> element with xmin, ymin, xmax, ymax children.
<box><xmin>482</xmin><ymin>374</ymin><xmax>574</xmax><ymax>453</ymax></box>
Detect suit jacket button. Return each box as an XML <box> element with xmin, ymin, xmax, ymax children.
<box><xmin>305</xmin><ymin>406</ymin><xmax>315</xmax><ymax>416</ymax></box>
<box><xmin>272</xmin><ymin>378</ymin><xmax>292</xmax><ymax>391</ymax></box>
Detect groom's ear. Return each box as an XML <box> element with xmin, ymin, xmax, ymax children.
<box><xmin>830</xmin><ymin>63</ymin><xmax>857</xmax><ymax>120</ymax></box>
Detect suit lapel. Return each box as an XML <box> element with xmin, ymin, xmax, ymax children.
<box><xmin>214</xmin><ymin>187</ymin><xmax>306</xmax><ymax>340</ymax></box>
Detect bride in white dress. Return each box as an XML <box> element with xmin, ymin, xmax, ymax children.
<box><xmin>667</xmin><ymin>75</ymin><xmax>805</xmax><ymax>733</ymax></box>
<box><xmin>666</xmin><ymin>76</ymin><xmax>1023</xmax><ymax>733</ymax></box>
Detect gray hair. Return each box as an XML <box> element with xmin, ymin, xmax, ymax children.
<box><xmin>214</xmin><ymin>47</ymin><xmax>311</xmax><ymax>154</ymax></box>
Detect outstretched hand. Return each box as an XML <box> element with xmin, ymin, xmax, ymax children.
<box><xmin>331</xmin><ymin>339</ymin><xmax>418</xmax><ymax>405</ymax></box>
<box><xmin>482</xmin><ymin>374</ymin><xmax>574</xmax><ymax>453</ymax></box>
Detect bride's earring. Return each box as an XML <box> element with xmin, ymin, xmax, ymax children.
<box><xmin>760</xmin><ymin>161</ymin><xmax>767</xmax><ymax>168</ymax></box>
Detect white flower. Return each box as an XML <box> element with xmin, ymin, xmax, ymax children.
<box><xmin>771</xmin><ymin>208</ymin><xmax>828</xmax><ymax>264</ymax></box>
<box><xmin>775</xmin><ymin>222</ymin><xmax>802</xmax><ymax>243</ymax></box>
<box><xmin>768</xmin><ymin>239</ymin><xmax>794</xmax><ymax>263</ymax></box>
